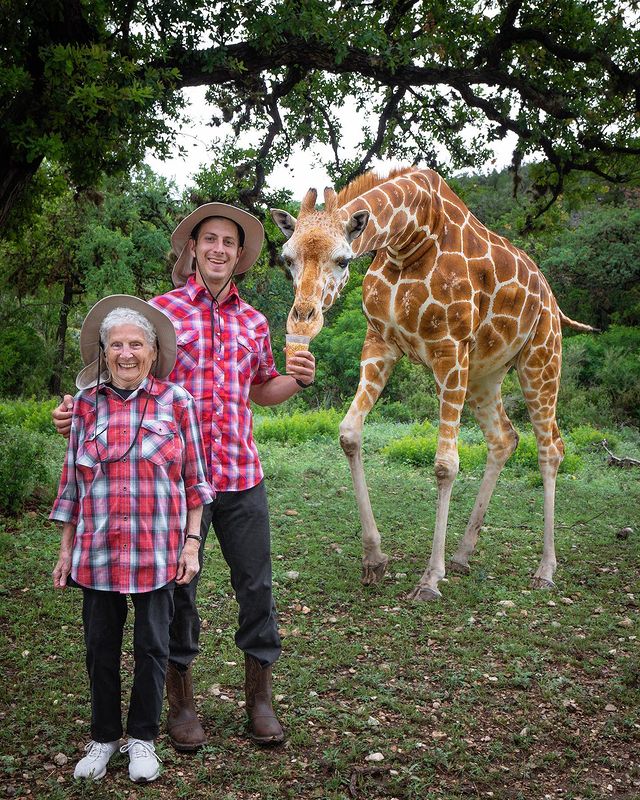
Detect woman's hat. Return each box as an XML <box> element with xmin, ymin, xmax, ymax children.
<box><xmin>75</xmin><ymin>295</ymin><xmax>177</xmax><ymax>390</ymax></box>
<box><xmin>171</xmin><ymin>203</ymin><xmax>264</xmax><ymax>288</ymax></box>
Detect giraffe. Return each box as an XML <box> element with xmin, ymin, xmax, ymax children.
<box><xmin>271</xmin><ymin>167</ymin><xmax>595</xmax><ymax>601</ymax></box>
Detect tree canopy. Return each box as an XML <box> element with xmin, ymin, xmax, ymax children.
<box><xmin>2</xmin><ymin>0</ymin><xmax>639</xmax><ymax>228</ymax></box>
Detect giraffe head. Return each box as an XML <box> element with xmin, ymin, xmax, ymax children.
<box><xmin>271</xmin><ymin>187</ymin><xmax>369</xmax><ymax>338</ymax></box>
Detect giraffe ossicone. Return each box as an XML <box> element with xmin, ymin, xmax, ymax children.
<box><xmin>271</xmin><ymin>167</ymin><xmax>595</xmax><ymax>601</ymax></box>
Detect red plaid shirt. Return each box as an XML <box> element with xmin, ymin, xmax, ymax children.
<box><xmin>50</xmin><ymin>378</ymin><xmax>214</xmax><ymax>593</ymax></box>
<box><xmin>150</xmin><ymin>278</ymin><xmax>279</xmax><ymax>492</ymax></box>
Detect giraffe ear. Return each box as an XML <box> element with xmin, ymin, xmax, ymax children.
<box><xmin>345</xmin><ymin>210</ymin><xmax>369</xmax><ymax>243</ymax></box>
<box><xmin>270</xmin><ymin>209</ymin><xmax>297</xmax><ymax>240</ymax></box>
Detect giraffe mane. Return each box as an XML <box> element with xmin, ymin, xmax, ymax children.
<box><xmin>337</xmin><ymin>165</ymin><xmax>417</xmax><ymax>207</ymax></box>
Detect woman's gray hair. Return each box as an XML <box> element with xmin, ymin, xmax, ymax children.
<box><xmin>99</xmin><ymin>308</ymin><xmax>157</xmax><ymax>350</ymax></box>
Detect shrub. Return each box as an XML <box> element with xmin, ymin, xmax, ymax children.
<box><xmin>567</xmin><ymin>425</ymin><xmax>618</xmax><ymax>450</ymax></box>
<box><xmin>0</xmin><ymin>324</ymin><xmax>53</xmax><ymax>398</ymax></box>
<box><xmin>254</xmin><ymin>409</ymin><xmax>342</xmax><ymax>444</ymax></box>
<box><xmin>383</xmin><ymin>426</ymin><xmax>486</xmax><ymax>471</ymax></box>
<box><xmin>383</xmin><ymin>426</ymin><xmax>583</xmax><ymax>475</ymax></box>
<box><xmin>0</xmin><ymin>398</ymin><xmax>58</xmax><ymax>434</ymax></box>
<box><xmin>0</xmin><ymin>426</ymin><xmax>58</xmax><ymax>514</ymax></box>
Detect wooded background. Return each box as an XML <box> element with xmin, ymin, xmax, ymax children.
<box><xmin>1</xmin><ymin>0</ymin><xmax>638</xmax><ymax>425</ymax></box>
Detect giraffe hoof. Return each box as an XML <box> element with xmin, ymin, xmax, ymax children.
<box><xmin>361</xmin><ymin>555</ymin><xmax>389</xmax><ymax>585</ymax></box>
<box><xmin>531</xmin><ymin>577</ymin><xmax>556</xmax><ymax>590</ymax></box>
<box><xmin>407</xmin><ymin>585</ymin><xmax>442</xmax><ymax>602</ymax></box>
<box><xmin>449</xmin><ymin>559</ymin><xmax>470</xmax><ymax>576</ymax></box>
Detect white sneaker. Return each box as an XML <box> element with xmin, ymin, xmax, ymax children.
<box><xmin>73</xmin><ymin>739</ymin><xmax>120</xmax><ymax>780</ymax></box>
<box><xmin>120</xmin><ymin>738</ymin><xmax>161</xmax><ymax>783</ymax></box>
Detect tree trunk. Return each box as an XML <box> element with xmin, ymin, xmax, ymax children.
<box><xmin>0</xmin><ymin>156</ymin><xmax>43</xmax><ymax>231</ymax></box>
<box><xmin>49</xmin><ymin>279</ymin><xmax>74</xmax><ymax>396</ymax></box>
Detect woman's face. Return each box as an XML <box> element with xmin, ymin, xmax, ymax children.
<box><xmin>105</xmin><ymin>324</ymin><xmax>156</xmax><ymax>389</ymax></box>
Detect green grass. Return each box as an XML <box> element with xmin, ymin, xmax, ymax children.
<box><xmin>1</xmin><ymin>422</ymin><xmax>639</xmax><ymax>799</ymax></box>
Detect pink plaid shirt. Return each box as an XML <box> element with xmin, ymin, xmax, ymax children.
<box><xmin>150</xmin><ymin>278</ymin><xmax>279</xmax><ymax>492</ymax></box>
<box><xmin>50</xmin><ymin>378</ymin><xmax>214</xmax><ymax>593</ymax></box>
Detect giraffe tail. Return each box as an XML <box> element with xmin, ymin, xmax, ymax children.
<box><xmin>559</xmin><ymin>310</ymin><xmax>599</xmax><ymax>333</ymax></box>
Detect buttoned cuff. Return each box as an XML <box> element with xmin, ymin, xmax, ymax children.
<box><xmin>186</xmin><ymin>481</ymin><xmax>215</xmax><ymax>509</ymax></box>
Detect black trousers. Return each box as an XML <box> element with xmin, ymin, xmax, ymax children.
<box><xmin>168</xmin><ymin>480</ymin><xmax>281</xmax><ymax>669</ymax></box>
<box><xmin>82</xmin><ymin>582</ymin><xmax>175</xmax><ymax>742</ymax></box>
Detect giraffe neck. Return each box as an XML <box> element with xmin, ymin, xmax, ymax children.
<box><xmin>343</xmin><ymin>172</ymin><xmax>441</xmax><ymax>268</ymax></box>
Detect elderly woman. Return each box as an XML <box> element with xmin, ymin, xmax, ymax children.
<box><xmin>50</xmin><ymin>295</ymin><xmax>214</xmax><ymax>784</ymax></box>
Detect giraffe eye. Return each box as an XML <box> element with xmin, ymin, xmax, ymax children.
<box><xmin>336</xmin><ymin>257</ymin><xmax>350</xmax><ymax>270</ymax></box>
<box><xmin>280</xmin><ymin>255</ymin><xmax>294</xmax><ymax>279</ymax></box>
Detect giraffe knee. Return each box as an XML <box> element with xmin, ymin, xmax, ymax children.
<box><xmin>506</xmin><ymin>426</ymin><xmax>519</xmax><ymax>458</ymax></box>
<box><xmin>434</xmin><ymin>457</ymin><xmax>458</xmax><ymax>485</ymax></box>
<box><xmin>339</xmin><ymin>423</ymin><xmax>361</xmax><ymax>457</ymax></box>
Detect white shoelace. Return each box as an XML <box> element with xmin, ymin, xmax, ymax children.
<box><xmin>119</xmin><ymin>739</ymin><xmax>162</xmax><ymax>763</ymax></box>
<box><xmin>83</xmin><ymin>741</ymin><xmax>115</xmax><ymax>760</ymax></box>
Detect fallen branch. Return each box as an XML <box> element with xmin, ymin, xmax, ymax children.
<box><xmin>601</xmin><ymin>440</ymin><xmax>640</xmax><ymax>469</ymax></box>
<box><xmin>556</xmin><ymin>508</ymin><xmax>608</xmax><ymax>530</ymax></box>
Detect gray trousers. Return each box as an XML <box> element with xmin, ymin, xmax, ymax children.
<box><xmin>168</xmin><ymin>480</ymin><xmax>281</xmax><ymax>669</ymax></box>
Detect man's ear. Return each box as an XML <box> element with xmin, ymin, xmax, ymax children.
<box><xmin>271</xmin><ymin>209</ymin><xmax>297</xmax><ymax>240</ymax></box>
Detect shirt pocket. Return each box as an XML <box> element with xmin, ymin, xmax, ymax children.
<box><xmin>140</xmin><ymin>418</ymin><xmax>178</xmax><ymax>465</ymax></box>
<box><xmin>236</xmin><ymin>334</ymin><xmax>259</xmax><ymax>378</ymax></box>
<box><xmin>175</xmin><ymin>327</ymin><xmax>200</xmax><ymax>374</ymax></box>
<box><xmin>76</xmin><ymin>423</ymin><xmax>109</xmax><ymax>470</ymax></box>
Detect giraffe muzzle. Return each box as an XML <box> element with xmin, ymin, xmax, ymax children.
<box><xmin>287</xmin><ymin>301</ymin><xmax>324</xmax><ymax>337</ymax></box>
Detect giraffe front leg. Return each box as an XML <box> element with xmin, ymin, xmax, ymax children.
<box><xmin>340</xmin><ymin>330</ymin><xmax>400</xmax><ymax>586</ymax></box>
<box><xmin>408</xmin><ymin>341</ymin><xmax>468</xmax><ymax>601</ymax></box>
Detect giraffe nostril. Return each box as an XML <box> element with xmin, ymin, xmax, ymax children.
<box><xmin>293</xmin><ymin>304</ymin><xmax>316</xmax><ymax>323</ymax></box>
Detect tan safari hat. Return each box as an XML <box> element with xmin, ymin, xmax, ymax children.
<box><xmin>170</xmin><ymin>203</ymin><xmax>264</xmax><ymax>288</ymax></box>
<box><xmin>75</xmin><ymin>295</ymin><xmax>177</xmax><ymax>390</ymax></box>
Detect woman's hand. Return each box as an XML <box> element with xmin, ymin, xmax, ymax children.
<box><xmin>52</xmin><ymin>551</ymin><xmax>72</xmax><ymax>589</ymax></box>
<box><xmin>176</xmin><ymin>539</ymin><xmax>200</xmax><ymax>585</ymax></box>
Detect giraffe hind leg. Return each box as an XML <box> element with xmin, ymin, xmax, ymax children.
<box><xmin>450</xmin><ymin>370</ymin><xmax>519</xmax><ymax>574</ymax></box>
<box><xmin>516</xmin><ymin>323</ymin><xmax>564</xmax><ymax>590</ymax></box>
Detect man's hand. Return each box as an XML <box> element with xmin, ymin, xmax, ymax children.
<box><xmin>286</xmin><ymin>350</ymin><xmax>316</xmax><ymax>387</ymax></box>
<box><xmin>176</xmin><ymin>539</ymin><xmax>200</xmax><ymax>585</ymax></box>
<box><xmin>52</xmin><ymin>394</ymin><xmax>74</xmax><ymax>439</ymax></box>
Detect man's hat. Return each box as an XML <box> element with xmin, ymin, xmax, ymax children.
<box><xmin>171</xmin><ymin>203</ymin><xmax>264</xmax><ymax>288</ymax></box>
<box><xmin>75</xmin><ymin>295</ymin><xmax>177</xmax><ymax>390</ymax></box>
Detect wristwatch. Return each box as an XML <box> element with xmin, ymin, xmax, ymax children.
<box><xmin>295</xmin><ymin>378</ymin><xmax>314</xmax><ymax>388</ymax></box>
<box><xmin>185</xmin><ymin>533</ymin><xmax>202</xmax><ymax>543</ymax></box>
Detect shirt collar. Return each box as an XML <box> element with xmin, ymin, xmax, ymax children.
<box><xmin>91</xmin><ymin>375</ymin><xmax>161</xmax><ymax>399</ymax></box>
<box><xmin>185</xmin><ymin>274</ymin><xmax>240</xmax><ymax>308</ymax></box>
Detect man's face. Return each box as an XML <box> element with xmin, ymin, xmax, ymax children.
<box><xmin>190</xmin><ymin>217</ymin><xmax>243</xmax><ymax>290</ymax></box>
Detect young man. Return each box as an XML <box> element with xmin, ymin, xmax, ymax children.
<box><xmin>53</xmin><ymin>204</ymin><xmax>315</xmax><ymax>749</ymax></box>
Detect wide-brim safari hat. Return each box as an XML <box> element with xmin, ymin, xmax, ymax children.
<box><xmin>75</xmin><ymin>295</ymin><xmax>177</xmax><ymax>390</ymax></box>
<box><xmin>170</xmin><ymin>203</ymin><xmax>264</xmax><ymax>288</ymax></box>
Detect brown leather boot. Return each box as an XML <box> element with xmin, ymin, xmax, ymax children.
<box><xmin>244</xmin><ymin>654</ymin><xmax>285</xmax><ymax>744</ymax></box>
<box><xmin>166</xmin><ymin>662</ymin><xmax>207</xmax><ymax>751</ymax></box>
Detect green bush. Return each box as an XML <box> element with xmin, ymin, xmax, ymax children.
<box><xmin>0</xmin><ymin>398</ymin><xmax>58</xmax><ymax>434</ymax></box>
<box><xmin>558</xmin><ymin>326</ymin><xmax>640</xmax><ymax>427</ymax></box>
<box><xmin>567</xmin><ymin>425</ymin><xmax>618</xmax><ymax>450</ymax></box>
<box><xmin>383</xmin><ymin>425</ymin><xmax>583</xmax><ymax>475</ymax></box>
<box><xmin>0</xmin><ymin>426</ymin><xmax>59</xmax><ymax>514</ymax></box>
<box><xmin>0</xmin><ymin>324</ymin><xmax>53</xmax><ymax>398</ymax></box>
<box><xmin>254</xmin><ymin>409</ymin><xmax>342</xmax><ymax>444</ymax></box>
<box><xmin>383</xmin><ymin>425</ymin><xmax>486</xmax><ymax>471</ymax></box>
